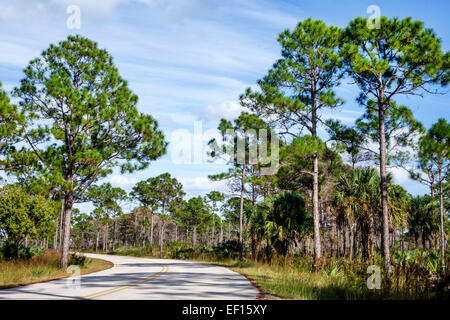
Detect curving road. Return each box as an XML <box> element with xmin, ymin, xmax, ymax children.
<box><xmin>0</xmin><ymin>253</ymin><xmax>259</xmax><ymax>300</ymax></box>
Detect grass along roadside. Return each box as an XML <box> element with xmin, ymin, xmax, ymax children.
<box><xmin>185</xmin><ymin>256</ymin><xmax>449</xmax><ymax>300</ymax></box>
<box><xmin>182</xmin><ymin>258</ymin><xmax>366</xmax><ymax>300</ymax></box>
<box><xmin>0</xmin><ymin>250</ymin><xmax>113</xmax><ymax>290</ymax></box>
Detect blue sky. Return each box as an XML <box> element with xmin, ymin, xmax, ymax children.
<box><xmin>0</xmin><ymin>0</ymin><xmax>449</xmax><ymax>213</ymax></box>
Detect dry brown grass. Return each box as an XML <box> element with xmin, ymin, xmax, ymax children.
<box><xmin>0</xmin><ymin>250</ymin><xmax>113</xmax><ymax>289</ymax></box>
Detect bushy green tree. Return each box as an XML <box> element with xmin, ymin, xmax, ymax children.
<box><xmin>13</xmin><ymin>35</ymin><xmax>167</xmax><ymax>268</ymax></box>
<box><xmin>90</xmin><ymin>207</ymin><xmax>108</xmax><ymax>252</ymax></box>
<box><xmin>86</xmin><ymin>183</ymin><xmax>127</xmax><ymax>250</ymax></box>
<box><xmin>335</xmin><ymin>167</ymin><xmax>410</xmax><ymax>260</ymax></box>
<box><xmin>408</xmin><ymin>195</ymin><xmax>439</xmax><ymax>249</ymax></box>
<box><xmin>0</xmin><ymin>185</ymin><xmax>56</xmax><ymax>245</ymax></box>
<box><xmin>131</xmin><ymin>173</ymin><xmax>184</xmax><ymax>256</ymax></box>
<box><xmin>182</xmin><ymin>196</ymin><xmax>210</xmax><ymax>246</ymax></box>
<box><xmin>0</xmin><ymin>83</ymin><xmax>24</xmax><ymax>173</ymax></box>
<box><xmin>416</xmin><ymin>119</ymin><xmax>449</xmax><ymax>267</ymax></box>
<box><xmin>209</xmin><ymin>112</ymin><xmax>273</xmax><ymax>259</ymax></box>
<box><xmin>71</xmin><ymin>212</ymin><xmax>92</xmax><ymax>250</ymax></box>
<box><xmin>252</xmin><ymin>191</ymin><xmax>312</xmax><ymax>256</ymax></box>
<box><xmin>205</xmin><ymin>191</ymin><xmax>225</xmax><ymax>246</ymax></box>
<box><xmin>131</xmin><ymin>180</ymin><xmax>159</xmax><ymax>253</ymax></box>
<box><xmin>241</xmin><ymin>19</ymin><xmax>344</xmax><ymax>262</ymax></box>
<box><xmin>326</xmin><ymin>120</ymin><xmax>369</xmax><ymax>169</ymax></box>
<box><xmin>341</xmin><ymin>16</ymin><xmax>449</xmax><ymax>274</ymax></box>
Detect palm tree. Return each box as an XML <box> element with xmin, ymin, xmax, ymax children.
<box><xmin>249</xmin><ymin>199</ymin><xmax>272</xmax><ymax>258</ymax></box>
<box><xmin>335</xmin><ymin>167</ymin><xmax>379</xmax><ymax>260</ymax></box>
<box><xmin>408</xmin><ymin>195</ymin><xmax>440</xmax><ymax>249</ymax></box>
<box><xmin>387</xmin><ymin>185</ymin><xmax>410</xmax><ymax>251</ymax></box>
<box><xmin>251</xmin><ymin>191</ymin><xmax>312</xmax><ymax>256</ymax></box>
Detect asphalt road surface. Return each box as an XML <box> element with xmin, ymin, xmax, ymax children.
<box><xmin>0</xmin><ymin>253</ymin><xmax>260</xmax><ymax>300</ymax></box>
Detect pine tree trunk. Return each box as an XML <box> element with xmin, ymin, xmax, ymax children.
<box><xmin>60</xmin><ymin>193</ymin><xmax>74</xmax><ymax>269</ymax></box>
<box><xmin>238</xmin><ymin>165</ymin><xmax>245</xmax><ymax>260</ymax></box>
<box><xmin>311</xmin><ymin>87</ymin><xmax>322</xmax><ymax>264</ymax></box>
<box><xmin>193</xmin><ymin>225</ymin><xmax>197</xmax><ymax>246</ymax></box>
<box><xmin>212</xmin><ymin>214</ymin><xmax>215</xmax><ymax>246</ymax></box>
<box><xmin>113</xmin><ymin>217</ymin><xmax>117</xmax><ymax>251</ymax></box>
<box><xmin>369</xmin><ymin>216</ymin><xmax>375</xmax><ymax>258</ymax></box>
<box><xmin>96</xmin><ymin>230</ymin><xmax>99</xmax><ymax>252</ymax></box>
<box><xmin>175</xmin><ymin>224</ymin><xmax>178</xmax><ymax>242</ymax></box>
<box><xmin>159</xmin><ymin>219</ymin><xmax>164</xmax><ymax>258</ymax></box>
<box><xmin>54</xmin><ymin>216</ymin><xmax>59</xmax><ymax>250</ymax></box>
<box><xmin>349</xmin><ymin>222</ymin><xmax>354</xmax><ymax>260</ymax></box>
<box><xmin>132</xmin><ymin>215</ymin><xmax>137</xmax><ymax>247</ymax></box>
<box><xmin>149</xmin><ymin>214</ymin><xmax>154</xmax><ymax>253</ymax></box>
<box><xmin>378</xmin><ymin>103</ymin><xmax>392</xmax><ymax>275</ymax></box>
<box><xmin>141</xmin><ymin>220</ymin><xmax>146</xmax><ymax>253</ymax></box>
<box><xmin>103</xmin><ymin>227</ymin><xmax>106</xmax><ymax>252</ymax></box>
<box><xmin>59</xmin><ymin>198</ymin><xmax>64</xmax><ymax>251</ymax></box>
<box><xmin>312</xmin><ymin>155</ymin><xmax>321</xmax><ymax>262</ymax></box>
<box><xmin>336</xmin><ymin>223</ymin><xmax>340</xmax><ymax>258</ymax></box>
<box><xmin>439</xmin><ymin>162</ymin><xmax>445</xmax><ymax>268</ymax></box>
<box><xmin>342</xmin><ymin>224</ymin><xmax>346</xmax><ymax>258</ymax></box>
<box><xmin>105</xmin><ymin>223</ymin><xmax>108</xmax><ymax>252</ymax></box>
<box><xmin>142</xmin><ymin>229</ymin><xmax>146</xmax><ymax>253</ymax></box>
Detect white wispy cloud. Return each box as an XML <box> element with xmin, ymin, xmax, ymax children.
<box><xmin>199</xmin><ymin>100</ymin><xmax>246</xmax><ymax>122</ymax></box>
<box><xmin>108</xmin><ymin>174</ymin><xmax>139</xmax><ymax>189</ymax></box>
<box><xmin>177</xmin><ymin>176</ymin><xmax>228</xmax><ymax>198</ymax></box>
<box><xmin>388</xmin><ymin>167</ymin><xmax>415</xmax><ymax>185</ymax></box>
<box><xmin>0</xmin><ymin>0</ymin><xmax>156</xmax><ymax>22</ymax></box>
<box><xmin>0</xmin><ymin>40</ymin><xmax>41</xmax><ymax>67</ymax></box>
<box><xmin>238</xmin><ymin>8</ymin><xmax>300</xmax><ymax>29</ymax></box>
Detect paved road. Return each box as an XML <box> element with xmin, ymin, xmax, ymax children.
<box><xmin>0</xmin><ymin>253</ymin><xmax>259</xmax><ymax>300</ymax></box>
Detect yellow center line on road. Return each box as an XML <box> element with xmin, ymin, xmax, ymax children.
<box><xmin>76</xmin><ymin>265</ymin><xmax>169</xmax><ymax>300</ymax></box>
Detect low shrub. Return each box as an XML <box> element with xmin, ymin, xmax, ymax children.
<box><xmin>107</xmin><ymin>247</ymin><xmax>145</xmax><ymax>257</ymax></box>
<box><xmin>29</xmin><ymin>246</ymin><xmax>44</xmax><ymax>257</ymax></box>
<box><xmin>164</xmin><ymin>241</ymin><xmax>239</xmax><ymax>260</ymax></box>
<box><xmin>174</xmin><ymin>247</ymin><xmax>195</xmax><ymax>259</ymax></box>
<box><xmin>0</xmin><ymin>242</ymin><xmax>33</xmax><ymax>260</ymax></box>
<box><xmin>212</xmin><ymin>240</ymin><xmax>240</xmax><ymax>260</ymax></box>
<box><xmin>69</xmin><ymin>253</ymin><xmax>87</xmax><ymax>267</ymax></box>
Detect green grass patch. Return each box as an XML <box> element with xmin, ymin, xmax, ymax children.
<box><xmin>189</xmin><ymin>255</ymin><xmax>449</xmax><ymax>300</ymax></box>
